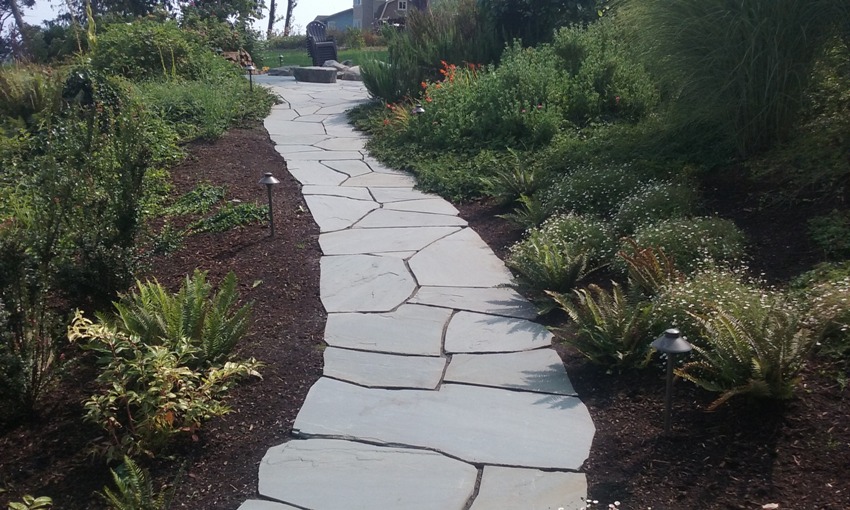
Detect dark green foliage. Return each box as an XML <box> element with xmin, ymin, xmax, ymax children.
<box><xmin>102</xmin><ymin>456</ymin><xmax>174</xmax><ymax>510</ymax></box>
<box><xmin>478</xmin><ymin>0</ymin><xmax>602</xmax><ymax>49</ymax></box>
<box><xmin>188</xmin><ymin>202</ymin><xmax>268</xmax><ymax>234</ymax></box>
<box><xmin>164</xmin><ymin>183</ymin><xmax>226</xmax><ymax>215</ymax></box>
<box><xmin>809</xmin><ymin>210</ymin><xmax>850</xmax><ymax>260</ymax></box>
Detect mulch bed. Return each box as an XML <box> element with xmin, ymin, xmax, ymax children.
<box><xmin>1</xmin><ymin>122</ymin><xmax>848</xmax><ymax>510</ymax></box>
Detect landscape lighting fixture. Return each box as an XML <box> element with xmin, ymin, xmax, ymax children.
<box><xmin>258</xmin><ymin>172</ymin><xmax>280</xmax><ymax>237</ymax></box>
<box><xmin>245</xmin><ymin>64</ymin><xmax>256</xmax><ymax>91</ymax></box>
<box><xmin>651</xmin><ymin>328</ymin><xmax>693</xmax><ymax>434</ymax></box>
<box><xmin>411</xmin><ymin>104</ymin><xmax>425</xmax><ymax>115</ymax></box>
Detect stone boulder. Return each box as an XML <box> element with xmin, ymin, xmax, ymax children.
<box><xmin>292</xmin><ymin>66</ymin><xmax>337</xmax><ymax>83</ymax></box>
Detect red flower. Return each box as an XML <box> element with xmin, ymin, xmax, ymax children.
<box><xmin>426</xmin><ymin>97</ymin><xmax>432</xmax><ymax>102</ymax></box>
<box><xmin>421</xmin><ymin>81</ymin><xmax>428</xmax><ymax>89</ymax></box>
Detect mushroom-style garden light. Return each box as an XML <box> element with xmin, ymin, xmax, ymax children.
<box><xmin>258</xmin><ymin>172</ymin><xmax>280</xmax><ymax>237</ymax></box>
<box><xmin>411</xmin><ymin>104</ymin><xmax>425</xmax><ymax>115</ymax></box>
<box><xmin>245</xmin><ymin>64</ymin><xmax>256</xmax><ymax>91</ymax></box>
<box><xmin>651</xmin><ymin>328</ymin><xmax>693</xmax><ymax>434</ymax></box>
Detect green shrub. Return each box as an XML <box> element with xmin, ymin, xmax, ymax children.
<box><xmin>164</xmin><ymin>183</ymin><xmax>226</xmax><ymax>216</ymax></box>
<box><xmin>618</xmin><ymin>239</ymin><xmax>684</xmax><ymax>299</ymax></box>
<box><xmin>802</xmin><ymin>275</ymin><xmax>850</xmax><ymax>356</ymax></box>
<box><xmin>91</xmin><ymin>19</ymin><xmax>237</xmax><ymax>82</ymax></box>
<box><xmin>513</xmin><ymin>213</ymin><xmax>617</xmax><ymax>267</ymax></box>
<box><xmin>613</xmin><ymin>181</ymin><xmax>700</xmax><ymax>235</ymax></box>
<box><xmin>498</xmin><ymin>194</ymin><xmax>555</xmax><ymax>230</ymax></box>
<box><xmin>189</xmin><ymin>202</ymin><xmax>268</xmax><ymax>233</ymax></box>
<box><xmin>360</xmin><ymin>59</ymin><xmax>418</xmax><ymax>104</ymax></box>
<box><xmin>69</xmin><ymin>292</ymin><xmax>260</xmax><ymax>459</ymax></box>
<box><xmin>650</xmin><ymin>267</ymin><xmax>773</xmax><ymax>343</ymax></box>
<box><xmin>546</xmin><ymin>163</ymin><xmax>645</xmax><ymax>218</ymax></box>
<box><xmin>808</xmin><ymin>210</ymin><xmax>850</xmax><ymax>260</ymax></box>
<box><xmin>111</xmin><ymin>271</ymin><xmax>251</xmax><ymax>364</ymax></box>
<box><xmin>679</xmin><ymin>301</ymin><xmax>811</xmax><ymax>409</ymax></box>
<box><xmin>625</xmin><ymin>217</ymin><xmax>747</xmax><ymax>273</ymax></box>
<box><xmin>549</xmin><ymin>282</ymin><xmax>653</xmax><ymax>369</ymax></box>
<box><xmin>265</xmin><ymin>34</ymin><xmax>307</xmax><ymax>50</ymax></box>
<box><xmin>480</xmin><ymin>149</ymin><xmax>547</xmax><ymax>205</ymax></box>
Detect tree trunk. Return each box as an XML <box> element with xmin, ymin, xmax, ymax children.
<box><xmin>283</xmin><ymin>0</ymin><xmax>296</xmax><ymax>36</ymax></box>
<box><xmin>7</xmin><ymin>0</ymin><xmax>29</xmax><ymax>60</ymax></box>
<box><xmin>266</xmin><ymin>0</ymin><xmax>275</xmax><ymax>39</ymax></box>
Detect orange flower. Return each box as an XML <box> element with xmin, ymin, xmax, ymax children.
<box><xmin>383</xmin><ymin>119</ymin><xmax>390</xmax><ymax>125</ymax></box>
<box><xmin>421</xmin><ymin>81</ymin><xmax>428</xmax><ymax>89</ymax></box>
<box><xmin>435</xmin><ymin>83</ymin><xmax>442</xmax><ymax>89</ymax></box>
<box><xmin>426</xmin><ymin>96</ymin><xmax>432</xmax><ymax>102</ymax></box>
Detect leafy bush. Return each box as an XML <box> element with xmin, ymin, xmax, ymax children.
<box><xmin>265</xmin><ymin>34</ymin><xmax>307</xmax><ymax>50</ymax></box>
<box><xmin>480</xmin><ymin>149</ymin><xmax>547</xmax><ymax>205</ymax></box>
<box><xmin>498</xmin><ymin>194</ymin><xmax>555</xmax><ymax>230</ymax></box>
<box><xmin>69</xmin><ymin>312</ymin><xmax>260</xmax><ymax>459</ymax></box>
<box><xmin>513</xmin><ymin>213</ymin><xmax>616</xmax><ymax>267</ymax></box>
<box><xmin>164</xmin><ymin>183</ymin><xmax>226</xmax><ymax>216</ymax></box>
<box><xmin>613</xmin><ymin>181</ymin><xmax>700</xmax><ymax>235</ymax></box>
<box><xmin>679</xmin><ymin>302</ymin><xmax>812</xmax><ymax>409</ymax></box>
<box><xmin>111</xmin><ymin>271</ymin><xmax>251</xmax><ymax>364</ymax></box>
<box><xmin>549</xmin><ymin>283</ymin><xmax>653</xmax><ymax>369</ymax></box>
<box><xmin>624</xmin><ymin>217</ymin><xmax>747</xmax><ymax>273</ymax></box>
<box><xmin>91</xmin><ymin>19</ymin><xmax>238</xmax><ymax>82</ymax></box>
<box><xmin>618</xmin><ymin>239</ymin><xmax>684</xmax><ymax>298</ymax></box>
<box><xmin>808</xmin><ymin>210</ymin><xmax>850</xmax><ymax>260</ymax></box>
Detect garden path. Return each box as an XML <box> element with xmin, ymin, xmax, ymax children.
<box><xmin>238</xmin><ymin>75</ymin><xmax>596</xmax><ymax>510</ymax></box>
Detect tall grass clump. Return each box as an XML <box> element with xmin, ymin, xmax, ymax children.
<box><xmin>624</xmin><ymin>0</ymin><xmax>848</xmax><ymax>155</ymax></box>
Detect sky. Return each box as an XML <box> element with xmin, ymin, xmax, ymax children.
<box><xmin>21</xmin><ymin>0</ymin><xmax>354</xmax><ymax>35</ymax></box>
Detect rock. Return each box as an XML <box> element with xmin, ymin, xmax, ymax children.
<box><xmin>292</xmin><ymin>66</ymin><xmax>337</xmax><ymax>83</ymax></box>
<box><xmin>322</xmin><ymin>59</ymin><xmax>348</xmax><ymax>71</ymax></box>
<box><xmin>341</xmin><ymin>66</ymin><xmax>362</xmax><ymax>81</ymax></box>
<box><xmin>267</xmin><ymin>66</ymin><xmax>299</xmax><ymax>76</ymax></box>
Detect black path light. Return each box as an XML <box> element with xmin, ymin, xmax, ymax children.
<box><xmin>651</xmin><ymin>328</ymin><xmax>693</xmax><ymax>434</ymax></box>
<box><xmin>245</xmin><ymin>64</ymin><xmax>256</xmax><ymax>91</ymax></box>
<box><xmin>258</xmin><ymin>172</ymin><xmax>280</xmax><ymax>237</ymax></box>
<box><xmin>411</xmin><ymin>104</ymin><xmax>425</xmax><ymax>115</ymax></box>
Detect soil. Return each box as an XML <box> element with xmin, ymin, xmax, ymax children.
<box><xmin>1</xmin><ymin>122</ymin><xmax>848</xmax><ymax>510</ymax></box>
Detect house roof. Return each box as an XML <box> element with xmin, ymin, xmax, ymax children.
<box><xmin>313</xmin><ymin>7</ymin><xmax>354</xmax><ymax>22</ymax></box>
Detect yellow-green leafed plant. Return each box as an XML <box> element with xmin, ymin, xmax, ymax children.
<box><xmin>679</xmin><ymin>304</ymin><xmax>813</xmax><ymax>410</ymax></box>
<box><xmin>101</xmin><ymin>456</ymin><xmax>173</xmax><ymax>510</ymax></box>
<box><xmin>548</xmin><ymin>283</ymin><xmax>653</xmax><ymax>369</ymax></box>
<box><xmin>5</xmin><ymin>495</ymin><xmax>53</xmax><ymax>510</ymax></box>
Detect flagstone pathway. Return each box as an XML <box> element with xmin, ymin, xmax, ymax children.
<box><xmin>238</xmin><ymin>76</ymin><xmax>595</xmax><ymax>510</ymax></box>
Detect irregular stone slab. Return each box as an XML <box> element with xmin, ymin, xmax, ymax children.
<box><xmin>343</xmin><ymin>172</ymin><xmax>416</xmax><ymax>188</ymax></box>
<box><xmin>323</xmin><ymin>347</ymin><xmax>445</xmax><ymax>389</ymax></box>
<box><xmin>323</xmin><ymin>159</ymin><xmax>373</xmax><ymax>177</ymax></box>
<box><xmin>292</xmin><ymin>114</ymin><xmax>330</xmax><ymax>123</ymax></box>
<box><xmin>385</xmin><ymin>199</ymin><xmax>459</xmax><ymax>215</ymax></box>
<box><xmin>292</xmin><ymin>66</ymin><xmax>337</xmax><ymax>83</ymax></box>
<box><xmin>369</xmin><ymin>251</ymin><xmax>417</xmax><ymax>259</ymax></box>
<box><xmin>370</xmin><ymin>187</ymin><xmax>435</xmax><ymax>203</ymax></box>
<box><xmin>324</xmin><ymin>305</ymin><xmax>452</xmax><ymax>356</ymax></box>
<box><xmin>274</xmin><ymin>144</ymin><xmax>320</xmax><ymax>155</ymax></box>
<box><xmin>301</xmin><ymin>185</ymin><xmax>373</xmax><ymax>200</ymax></box>
<box><xmin>444</xmin><ymin>311</ymin><xmax>552</xmax><ymax>353</ymax></box>
<box><xmin>237</xmin><ymin>500</ymin><xmax>300</xmax><ymax>510</ymax></box>
<box><xmin>272</xmin><ymin>134</ymin><xmax>329</xmax><ymax>146</ymax></box>
<box><xmin>314</xmin><ymin>137</ymin><xmax>366</xmax><ymax>152</ymax></box>
<box><xmin>372</xmin><ymin>186</ymin><xmax>430</xmax><ymax>204</ymax></box>
<box><xmin>293</xmin><ymin>379</ymin><xmax>594</xmax><ymax>470</ymax></box>
<box><xmin>286</xmin><ymin>161</ymin><xmax>347</xmax><ymax>186</ymax></box>
<box><xmin>445</xmin><ymin>350</ymin><xmax>575</xmax><ymax>395</ymax></box>
<box><xmin>264</xmin><ymin>119</ymin><xmax>327</xmax><ymax>136</ymax></box>
<box><xmin>469</xmin><ymin>467</ymin><xmax>587</xmax><ymax>510</ymax></box>
<box><xmin>409</xmin><ymin>286</ymin><xmax>536</xmax><ymax>319</ymax></box>
<box><xmin>320</xmin><ymin>255</ymin><xmax>415</xmax><ymax>312</ymax></box>
<box><xmin>364</xmin><ymin>156</ymin><xmax>400</xmax><ymax>173</ymax></box>
<box><xmin>409</xmin><ymin>228</ymin><xmax>514</xmax><ymax>288</ymax></box>
<box><xmin>316</xmin><ymin>103</ymin><xmax>355</xmax><ymax>114</ymax></box>
<box><xmin>304</xmin><ymin>195</ymin><xmax>378</xmax><ymax>232</ymax></box>
<box><xmin>284</xmin><ymin>150</ymin><xmax>364</xmax><ymax>161</ymax></box>
<box><xmin>319</xmin><ymin>226</ymin><xmax>460</xmax><ymax>255</ymax></box>
<box><xmin>354</xmin><ymin>209</ymin><xmax>467</xmax><ymax>229</ymax></box>
<box><xmin>259</xmin><ymin>439</ymin><xmax>477</xmax><ymax>510</ymax></box>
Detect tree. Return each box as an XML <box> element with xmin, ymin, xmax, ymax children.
<box><xmin>283</xmin><ymin>0</ymin><xmax>295</xmax><ymax>36</ymax></box>
<box><xmin>1</xmin><ymin>0</ymin><xmax>35</xmax><ymax>59</ymax></box>
<box><xmin>266</xmin><ymin>0</ymin><xmax>274</xmax><ymax>38</ymax></box>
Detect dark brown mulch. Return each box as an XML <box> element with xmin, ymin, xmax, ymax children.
<box><xmin>1</xmin><ymin>123</ymin><xmax>848</xmax><ymax>510</ymax></box>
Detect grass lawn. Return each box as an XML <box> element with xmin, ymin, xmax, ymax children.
<box><xmin>256</xmin><ymin>47</ymin><xmax>388</xmax><ymax>68</ymax></box>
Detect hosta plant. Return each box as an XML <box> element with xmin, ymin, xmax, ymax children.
<box><xmin>548</xmin><ymin>283</ymin><xmax>653</xmax><ymax>369</ymax></box>
<box><xmin>678</xmin><ymin>302</ymin><xmax>812</xmax><ymax>410</ymax></box>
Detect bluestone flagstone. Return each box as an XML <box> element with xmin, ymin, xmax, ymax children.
<box><xmin>259</xmin><ymin>439</ymin><xmax>477</xmax><ymax>510</ymax></box>
<box><xmin>319</xmin><ymin>226</ymin><xmax>461</xmax><ymax>255</ymax></box>
<box><xmin>272</xmin><ymin>134</ymin><xmax>330</xmax><ymax>145</ymax></box>
<box><xmin>409</xmin><ymin>228</ymin><xmax>514</xmax><ymax>288</ymax></box>
<box><xmin>293</xmin><ymin>114</ymin><xmax>331</xmax><ymax>123</ymax></box>
<box><xmin>320</xmin><ymin>255</ymin><xmax>415</xmax><ymax>312</ymax></box>
<box><xmin>304</xmin><ymin>195</ymin><xmax>379</xmax><ymax>232</ymax></box>
<box><xmin>324</xmin><ymin>304</ymin><xmax>451</xmax><ymax>356</ymax></box>
<box><xmin>283</xmin><ymin>150</ymin><xmax>364</xmax><ymax>161</ymax></box>
<box><xmin>323</xmin><ymin>347</ymin><xmax>445</xmax><ymax>389</ymax></box>
<box><xmin>445</xmin><ymin>350</ymin><xmax>576</xmax><ymax>395</ymax></box>
<box><xmin>368</xmin><ymin>187</ymin><xmax>434</xmax><ymax>203</ymax></box>
<box><xmin>322</xmin><ymin>159</ymin><xmax>373</xmax><ymax>177</ymax></box>
<box><xmin>469</xmin><ymin>467</ymin><xmax>587</xmax><ymax>510</ymax></box>
<box><xmin>384</xmin><ymin>198</ymin><xmax>460</xmax><ymax>215</ymax></box>
<box><xmin>300</xmin><ymin>185</ymin><xmax>373</xmax><ymax>200</ymax></box>
<box><xmin>237</xmin><ymin>501</ymin><xmax>300</xmax><ymax>510</ymax></box>
<box><xmin>409</xmin><ymin>286</ymin><xmax>537</xmax><ymax>319</ymax></box>
<box><xmin>342</xmin><ymin>172</ymin><xmax>416</xmax><ymax>188</ymax></box>
<box><xmin>264</xmin><ymin>119</ymin><xmax>326</xmax><ymax>136</ymax></box>
<box><xmin>293</xmin><ymin>378</ymin><xmax>594</xmax><ymax>469</ymax></box>
<box><xmin>285</xmin><ymin>161</ymin><xmax>347</xmax><ymax>186</ymax></box>
<box><xmin>444</xmin><ymin>311</ymin><xmax>553</xmax><ymax>353</ymax></box>
<box><xmin>353</xmin><ymin>209</ymin><xmax>467</xmax><ymax>229</ymax></box>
